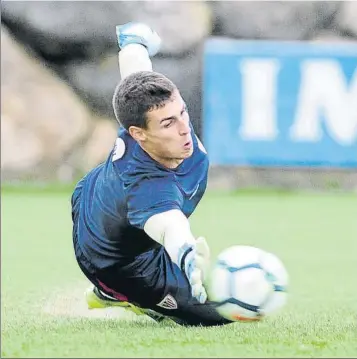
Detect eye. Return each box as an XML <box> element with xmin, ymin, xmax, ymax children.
<box><xmin>164</xmin><ymin>121</ymin><xmax>173</xmax><ymax>128</ymax></box>
<box><xmin>181</xmin><ymin>106</ymin><xmax>187</xmax><ymax>115</ymax></box>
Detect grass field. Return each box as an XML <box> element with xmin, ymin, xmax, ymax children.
<box><xmin>1</xmin><ymin>186</ymin><xmax>357</xmax><ymax>358</ymax></box>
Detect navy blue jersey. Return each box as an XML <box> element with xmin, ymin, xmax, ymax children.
<box><xmin>73</xmin><ymin>123</ymin><xmax>209</xmax><ymax>269</ymax></box>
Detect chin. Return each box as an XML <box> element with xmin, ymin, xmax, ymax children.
<box><xmin>182</xmin><ymin>149</ymin><xmax>194</xmax><ymax>159</ymax></box>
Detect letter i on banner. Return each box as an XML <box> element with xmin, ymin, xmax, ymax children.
<box><xmin>238</xmin><ymin>59</ymin><xmax>280</xmax><ymax>141</ymax></box>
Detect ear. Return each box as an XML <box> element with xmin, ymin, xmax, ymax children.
<box><xmin>128</xmin><ymin>126</ymin><xmax>147</xmax><ymax>142</ymax></box>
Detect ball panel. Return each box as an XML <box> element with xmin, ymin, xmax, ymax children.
<box><xmin>260</xmin><ymin>251</ymin><xmax>289</xmax><ymax>287</ymax></box>
<box><xmin>260</xmin><ymin>291</ymin><xmax>287</xmax><ymax>316</ymax></box>
<box><xmin>208</xmin><ymin>266</ymin><xmax>230</xmax><ymax>302</ymax></box>
<box><xmin>232</xmin><ymin>268</ymin><xmax>272</xmax><ymax>306</ymax></box>
<box><xmin>217</xmin><ymin>245</ymin><xmax>263</xmax><ymax>268</ymax></box>
<box><xmin>215</xmin><ymin>301</ymin><xmax>262</xmax><ymax>322</ymax></box>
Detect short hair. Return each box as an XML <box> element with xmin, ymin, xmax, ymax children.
<box><xmin>112</xmin><ymin>71</ymin><xmax>177</xmax><ymax>130</ymax></box>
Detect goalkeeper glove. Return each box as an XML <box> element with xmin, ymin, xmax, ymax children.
<box><xmin>116</xmin><ymin>22</ymin><xmax>161</xmax><ymax>57</ymax></box>
<box><xmin>178</xmin><ymin>237</ymin><xmax>210</xmax><ymax>304</ymax></box>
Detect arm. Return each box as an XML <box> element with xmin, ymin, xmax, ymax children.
<box><xmin>144</xmin><ymin>209</ymin><xmax>196</xmax><ymax>264</ymax></box>
<box><xmin>144</xmin><ymin>209</ymin><xmax>210</xmax><ymax>304</ymax></box>
<box><xmin>127</xmin><ymin>176</ymin><xmax>210</xmax><ymax>303</ymax></box>
<box><xmin>116</xmin><ymin>22</ymin><xmax>161</xmax><ymax>79</ymax></box>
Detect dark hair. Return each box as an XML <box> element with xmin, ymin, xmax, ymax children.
<box><xmin>112</xmin><ymin>71</ymin><xmax>177</xmax><ymax>130</ymax></box>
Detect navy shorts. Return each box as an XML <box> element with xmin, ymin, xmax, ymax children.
<box><xmin>71</xmin><ymin>184</ymin><xmax>231</xmax><ymax>327</ymax></box>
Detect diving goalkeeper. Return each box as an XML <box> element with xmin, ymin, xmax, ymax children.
<box><xmin>71</xmin><ymin>22</ymin><xmax>232</xmax><ymax>327</ymax></box>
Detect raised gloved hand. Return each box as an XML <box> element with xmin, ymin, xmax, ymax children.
<box><xmin>116</xmin><ymin>22</ymin><xmax>161</xmax><ymax>57</ymax></box>
<box><xmin>178</xmin><ymin>237</ymin><xmax>211</xmax><ymax>304</ymax></box>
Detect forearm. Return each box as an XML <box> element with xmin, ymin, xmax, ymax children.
<box><xmin>144</xmin><ymin>209</ymin><xmax>196</xmax><ymax>266</ymax></box>
<box><xmin>144</xmin><ymin>211</ymin><xmax>209</xmax><ymax>303</ymax></box>
<box><xmin>119</xmin><ymin>43</ymin><xmax>153</xmax><ymax>79</ymax></box>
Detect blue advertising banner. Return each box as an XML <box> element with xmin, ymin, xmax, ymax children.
<box><xmin>203</xmin><ymin>38</ymin><xmax>357</xmax><ymax>167</ymax></box>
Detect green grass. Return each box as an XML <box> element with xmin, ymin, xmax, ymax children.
<box><xmin>2</xmin><ymin>187</ymin><xmax>357</xmax><ymax>358</ymax></box>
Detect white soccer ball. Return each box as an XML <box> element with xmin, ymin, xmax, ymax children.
<box><xmin>208</xmin><ymin>245</ymin><xmax>288</xmax><ymax>322</ymax></box>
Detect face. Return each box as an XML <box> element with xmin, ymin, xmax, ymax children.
<box><xmin>129</xmin><ymin>89</ymin><xmax>193</xmax><ymax>168</ymax></box>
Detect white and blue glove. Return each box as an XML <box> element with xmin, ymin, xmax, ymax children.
<box><xmin>178</xmin><ymin>237</ymin><xmax>210</xmax><ymax>304</ymax></box>
<box><xmin>116</xmin><ymin>22</ymin><xmax>161</xmax><ymax>57</ymax></box>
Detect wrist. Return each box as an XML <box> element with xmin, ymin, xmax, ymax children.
<box><xmin>178</xmin><ymin>243</ymin><xmax>195</xmax><ymax>278</ymax></box>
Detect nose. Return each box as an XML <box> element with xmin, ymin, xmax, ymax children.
<box><xmin>178</xmin><ymin>118</ymin><xmax>191</xmax><ymax>136</ymax></box>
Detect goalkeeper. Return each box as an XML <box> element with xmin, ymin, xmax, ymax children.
<box><xmin>71</xmin><ymin>22</ymin><xmax>231</xmax><ymax>326</ymax></box>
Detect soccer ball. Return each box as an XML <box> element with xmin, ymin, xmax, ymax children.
<box><xmin>208</xmin><ymin>245</ymin><xmax>288</xmax><ymax>322</ymax></box>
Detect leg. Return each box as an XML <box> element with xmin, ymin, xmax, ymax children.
<box><xmin>94</xmin><ymin>246</ymin><xmax>233</xmax><ymax>327</ymax></box>
<box><xmin>71</xmin><ymin>185</ymin><xmax>154</xmax><ymax>318</ymax></box>
<box><xmin>74</xmin><ymin>237</ymin><xmax>152</xmax><ymax>316</ymax></box>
